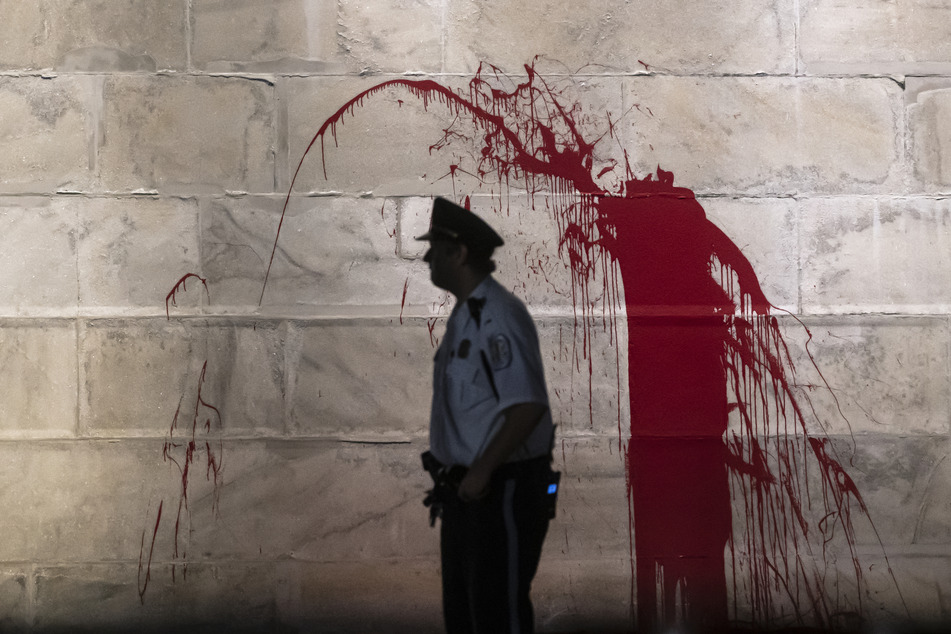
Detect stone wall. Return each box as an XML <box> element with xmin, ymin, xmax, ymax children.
<box><xmin>0</xmin><ymin>0</ymin><xmax>948</xmax><ymax>631</ymax></box>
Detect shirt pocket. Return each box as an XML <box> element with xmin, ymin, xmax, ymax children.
<box><xmin>447</xmin><ymin>360</ymin><xmax>496</xmax><ymax>412</ymax></box>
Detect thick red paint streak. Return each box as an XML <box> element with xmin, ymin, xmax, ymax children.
<box><xmin>274</xmin><ymin>60</ymin><xmax>905</xmax><ymax>630</ymax></box>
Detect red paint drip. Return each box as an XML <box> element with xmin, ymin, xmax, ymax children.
<box><xmin>399</xmin><ymin>277</ymin><xmax>409</xmax><ymax>325</ymax></box>
<box><xmin>166</xmin><ymin>273</ymin><xmax>209</xmax><ymax>319</ymax></box>
<box><xmin>275</xmin><ymin>59</ymin><xmax>906</xmax><ymax>630</ymax></box>
<box><xmin>139</xmin><ymin>360</ymin><xmax>224</xmax><ymax>601</ymax></box>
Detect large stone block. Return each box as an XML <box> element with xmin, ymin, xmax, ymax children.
<box><xmin>0</xmin><ymin>196</ymin><xmax>78</xmax><ymax>317</ymax></box>
<box><xmin>0</xmin><ymin>320</ymin><xmax>78</xmax><ymax>438</ymax></box>
<box><xmin>191</xmin><ymin>0</ymin><xmax>339</xmax><ymax>73</ymax></box>
<box><xmin>80</xmin><ymin>319</ymin><xmax>285</xmax><ymax>436</ymax></box>
<box><xmin>182</xmin><ymin>439</ymin><xmax>436</xmax><ymax>562</ymax></box>
<box><xmin>702</xmin><ymin>196</ymin><xmax>800</xmax><ymax>312</ymax></box>
<box><xmin>801</xmin><ymin>0</ymin><xmax>951</xmax><ymax>75</ymax></box>
<box><xmin>539</xmin><ymin>316</ymin><xmax>630</xmax><ymax>437</ymax></box>
<box><xmin>77</xmin><ymin>196</ymin><xmax>201</xmax><ymax>315</ymax></box>
<box><xmin>0</xmin><ymin>568</ymin><xmax>29</xmax><ymax>631</ymax></box>
<box><xmin>224</xmin><ymin>196</ymin><xmax>431</xmax><ymax>313</ymax></box>
<box><xmin>780</xmin><ymin>316</ymin><xmax>950</xmax><ymax>437</ymax></box>
<box><xmin>287</xmin><ymin>319</ymin><xmax>433</xmax><ymax>439</ymax></box>
<box><xmin>909</xmin><ymin>81</ymin><xmax>951</xmax><ymax>189</ymax></box>
<box><xmin>445</xmin><ymin>0</ymin><xmax>796</xmax><ymax>75</ymax></box>
<box><xmin>338</xmin><ymin>0</ymin><xmax>444</xmax><ymax>73</ymax></box>
<box><xmin>0</xmin><ymin>0</ymin><xmax>186</xmax><ymax>72</ymax></box>
<box><xmin>98</xmin><ymin>76</ymin><xmax>275</xmax><ymax>194</ymax></box>
<box><xmin>285</xmin><ymin>560</ymin><xmax>443</xmax><ymax>633</ymax></box>
<box><xmin>800</xmin><ymin>197</ymin><xmax>951</xmax><ymax>314</ymax></box>
<box><xmin>34</xmin><ymin>561</ymin><xmax>288</xmax><ymax>631</ymax></box>
<box><xmin>621</xmin><ymin>76</ymin><xmax>902</xmax><ymax>195</ymax></box>
<box><xmin>0</xmin><ymin>441</ymin><xmax>180</xmax><ymax>563</ymax></box>
<box><xmin>0</xmin><ymin>77</ymin><xmax>89</xmax><ymax>194</ymax></box>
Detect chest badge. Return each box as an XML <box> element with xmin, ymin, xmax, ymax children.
<box><xmin>488</xmin><ymin>334</ymin><xmax>512</xmax><ymax>370</ymax></box>
<box><xmin>457</xmin><ymin>339</ymin><xmax>471</xmax><ymax>359</ymax></box>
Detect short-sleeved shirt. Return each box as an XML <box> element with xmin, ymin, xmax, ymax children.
<box><xmin>429</xmin><ymin>276</ymin><xmax>554</xmax><ymax>467</ymax></box>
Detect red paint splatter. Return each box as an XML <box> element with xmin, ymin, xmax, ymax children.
<box><xmin>399</xmin><ymin>277</ymin><xmax>409</xmax><ymax>324</ymax></box>
<box><xmin>139</xmin><ymin>360</ymin><xmax>224</xmax><ymax>601</ymax></box>
<box><xmin>275</xmin><ymin>59</ymin><xmax>907</xmax><ymax>630</ymax></box>
<box><xmin>166</xmin><ymin>273</ymin><xmax>209</xmax><ymax>319</ymax></box>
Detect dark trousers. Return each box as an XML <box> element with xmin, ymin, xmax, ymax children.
<box><xmin>440</xmin><ymin>458</ymin><xmax>551</xmax><ymax>634</ymax></box>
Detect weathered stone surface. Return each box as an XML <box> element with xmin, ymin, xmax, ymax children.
<box><xmin>80</xmin><ymin>319</ymin><xmax>285</xmax><ymax>436</ymax></box>
<box><xmin>77</xmin><ymin>196</ymin><xmax>201</xmax><ymax>314</ymax></box>
<box><xmin>284</xmin><ymin>560</ymin><xmax>443</xmax><ymax>633</ymax></box>
<box><xmin>800</xmin><ymin>197</ymin><xmax>951</xmax><ymax>314</ymax></box>
<box><xmin>0</xmin><ymin>568</ymin><xmax>29</xmax><ymax>631</ymax></box>
<box><xmin>801</xmin><ymin>0</ymin><xmax>951</xmax><ymax>75</ymax></box>
<box><xmin>623</xmin><ymin>76</ymin><xmax>903</xmax><ymax>195</ymax></box>
<box><xmin>98</xmin><ymin>76</ymin><xmax>275</xmax><ymax>194</ymax></box>
<box><xmin>34</xmin><ymin>562</ymin><xmax>289</xmax><ymax>631</ymax></box>
<box><xmin>0</xmin><ymin>197</ymin><xmax>78</xmax><ymax>316</ymax></box>
<box><xmin>227</xmin><ymin>195</ymin><xmax>431</xmax><ymax>312</ymax></box>
<box><xmin>702</xmin><ymin>196</ymin><xmax>800</xmax><ymax>311</ymax></box>
<box><xmin>779</xmin><ymin>316</ymin><xmax>951</xmax><ymax>437</ymax></box>
<box><xmin>445</xmin><ymin>0</ymin><xmax>797</xmax><ymax>75</ymax></box>
<box><xmin>338</xmin><ymin>0</ymin><xmax>444</xmax><ymax>73</ymax></box>
<box><xmin>191</xmin><ymin>0</ymin><xmax>339</xmax><ymax>73</ymax></box>
<box><xmin>909</xmin><ymin>81</ymin><xmax>951</xmax><ymax>189</ymax></box>
<box><xmin>0</xmin><ymin>441</ymin><xmax>179</xmax><ymax>562</ymax></box>
<box><xmin>0</xmin><ymin>320</ymin><xmax>78</xmax><ymax>438</ymax></box>
<box><xmin>287</xmin><ymin>319</ymin><xmax>434</xmax><ymax>439</ymax></box>
<box><xmin>0</xmin><ymin>77</ymin><xmax>89</xmax><ymax>194</ymax></box>
<box><xmin>0</xmin><ymin>0</ymin><xmax>186</xmax><ymax>72</ymax></box>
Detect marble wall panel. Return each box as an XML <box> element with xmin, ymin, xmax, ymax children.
<box><xmin>0</xmin><ymin>77</ymin><xmax>89</xmax><ymax>195</ymax></box>
<box><xmin>338</xmin><ymin>0</ymin><xmax>444</xmax><ymax>74</ymax></box>
<box><xmin>77</xmin><ymin>196</ymin><xmax>200</xmax><ymax>315</ymax></box>
<box><xmin>191</xmin><ymin>0</ymin><xmax>338</xmax><ymax>73</ymax></box>
<box><xmin>287</xmin><ymin>319</ymin><xmax>434</xmax><ymax>439</ymax></box>
<box><xmin>539</xmin><ymin>317</ymin><xmax>629</xmax><ymax>437</ymax></box>
<box><xmin>702</xmin><ymin>196</ymin><xmax>800</xmax><ymax>312</ymax></box>
<box><xmin>780</xmin><ymin>316</ymin><xmax>950</xmax><ymax>437</ymax></box>
<box><xmin>846</xmin><ymin>435</ymin><xmax>951</xmax><ymax>549</ymax></box>
<box><xmin>0</xmin><ymin>0</ymin><xmax>187</xmax><ymax>72</ymax></box>
<box><xmin>0</xmin><ymin>320</ymin><xmax>78</xmax><ymax>438</ymax></box>
<box><xmin>287</xmin><ymin>560</ymin><xmax>443</xmax><ymax>633</ymax></box>
<box><xmin>0</xmin><ymin>568</ymin><xmax>29</xmax><ymax>631</ymax></box>
<box><xmin>284</xmin><ymin>76</ymin><xmax>474</xmax><ymax>197</ymax></box>
<box><xmin>98</xmin><ymin>76</ymin><xmax>275</xmax><ymax>194</ymax></box>
<box><xmin>0</xmin><ymin>441</ymin><xmax>179</xmax><ymax>563</ymax></box>
<box><xmin>801</xmin><ymin>197</ymin><xmax>951</xmax><ymax>314</ymax></box>
<box><xmin>81</xmin><ymin>319</ymin><xmax>285</xmax><ymax>436</ymax></box>
<box><xmin>0</xmin><ymin>197</ymin><xmax>78</xmax><ymax>317</ymax></box>
<box><xmin>34</xmin><ymin>562</ymin><xmax>287</xmax><ymax>631</ymax></box>
<box><xmin>909</xmin><ymin>81</ymin><xmax>951</xmax><ymax>189</ymax></box>
<box><xmin>445</xmin><ymin>0</ymin><xmax>796</xmax><ymax>75</ymax></box>
<box><xmin>185</xmin><ymin>440</ymin><xmax>435</xmax><ymax>561</ymax></box>
<box><xmin>801</xmin><ymin>0</ymin><xmax>951</xmax><ymax>75</ymax></box>
<box><xmin>622</xmin><ymin>76</ymin><xmax>902</xmax><ymax>195</ymax></box>
<box><xmin>236</xmin><ymin>196</ymin><xmax>433</xmax><ymax>312</ymax></box>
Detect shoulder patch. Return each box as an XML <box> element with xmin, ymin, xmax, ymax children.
<box><xmin>488</xmin><ymin>334</ymin><xmax>512</xmax><ymax>370</ymax></box>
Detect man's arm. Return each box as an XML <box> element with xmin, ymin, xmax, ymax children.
<box><xmin>457</xmin><ymin>402</ymin><xmax>548</xmax><ymax>502</ymax></box>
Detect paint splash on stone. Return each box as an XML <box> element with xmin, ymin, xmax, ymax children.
<box><xmin>267</xmin><ymin>59</ymin><xmax>907</xmax><ymax>630</ymax></box>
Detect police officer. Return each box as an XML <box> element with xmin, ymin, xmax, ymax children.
<box><xmin>419</xmin><ymin>197</ymin><xmax>555</xmax><ymax>634</ymax></box>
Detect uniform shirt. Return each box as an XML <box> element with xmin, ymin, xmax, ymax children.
<box><xmin>429</xmin><ymin>276</ymin><xmax>554</xmax><ymax>467</ymax></box>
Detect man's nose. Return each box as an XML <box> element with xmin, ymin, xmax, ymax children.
<box><xmin>423</xmin><ymin>248</ymin><xmax>432</xmax><ymax>263</ymax></box>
